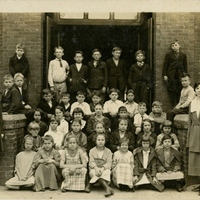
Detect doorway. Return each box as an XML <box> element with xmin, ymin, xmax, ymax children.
<box><xmin>44</xmin><ymin>13</ymin><xmax>153</xmax><ymax>108</ymax></box>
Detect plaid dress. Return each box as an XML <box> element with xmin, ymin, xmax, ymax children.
<box><xmin>61</xmin><ymin>148</ymin><xmax>87</xmax><ymax>191</ymax></box>
<box><xmin>112</xmin><ymin>150</ymin><xmax>134</xmax><ymax>188</ymax></box>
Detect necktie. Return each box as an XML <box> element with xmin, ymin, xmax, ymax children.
<box><xmin>59</xmin><ymin>59</ymin><xmax>63</xmax><ymax>67</ymax></box>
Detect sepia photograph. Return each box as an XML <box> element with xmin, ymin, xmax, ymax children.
<box><xmin>0</xmin><ymin>0</ymin><xmax>200</xmax><ymax>199</ymax></box>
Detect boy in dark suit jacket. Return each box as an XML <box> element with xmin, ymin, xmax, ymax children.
<box><xmin>106</xmin><ymin>47</ymin><xmax>127</xmax><ymax>101</ymax></box>
<box><xmin>9</xmin><ymin>43</ymin><xmax>29</xmax><ymax>90</ymax></box>
<box><xmin>37</xmin><ymin>88</ymin><xmax>58</xmax><ymax>123</ymax></box>
<box><xmin>68</xmin><ymin>50</ymin><xmax>88</xmax><ymax>104</ymax></box>
<box><xmin>1</xmin><ymin>74</ymin><xmax>21</xmax><ymax>114</ymax></box>
<box><xmin>163</xmin><ymin>40</ymin><xmax>188</xmax><ymax>106</ymax></box>
<box><xmin>14</xmin><ymin>73</ymin><xmax>31</xmax><ymax>112</ymax></box>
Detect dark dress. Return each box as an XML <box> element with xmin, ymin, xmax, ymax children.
<box><xmin>128</xmin><ymin>62</ymin><xmax>152</xmax><ymax>106</ymax></box>
<box><xmin>186</xmin><ymin>98</ymin><xmax>200</xmax><ymax>175</ymax></box>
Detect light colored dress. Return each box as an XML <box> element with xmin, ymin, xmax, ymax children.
<box><xmin>5</xmin><ymin>151</ymin><xmax>36</xmax><ymax>189</ymax></box>
<box><xmin>61</xmin><ymin>148</ymin><xmax>87</xmax><ymax>191</ymax></box>
<box><xmin>32</xmin><ymin>148</ymin><xmax>61</xmax><ymax>191</ymax></box>
<box><xmin>89</xmin><ymin>147</ymin><xmax>112</xmax><ymax>184</ymax></box>
<box><xmin>112</xmin><ymin>150</ymin><xmax>134</xmax><ymax>188</ymax></box>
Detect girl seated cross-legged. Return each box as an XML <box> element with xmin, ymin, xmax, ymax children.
<box><xmin>60</xmin><ymin>135</ymin><xmax>87</xmax><ymax>192</ymax></box>
<box><xmin>85</xmin><ymin>133</ymin><xmax>114</xmax><ymax>197</ymax></box>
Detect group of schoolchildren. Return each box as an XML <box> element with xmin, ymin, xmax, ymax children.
<box><xmin>1</xmin><ymin>41</ymin><xmax>196</xmax><ymax>197</ymax></box>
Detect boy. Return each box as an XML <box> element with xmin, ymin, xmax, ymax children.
<box><xmin>149</xmin><ymin>101</ymin><xmax>166</xmax><ymax>135</ymax></box>
<box><xmin>123</xmin><ymin>89</ymin><xmax>138</xmax><ymax>119</ymax></box>
<box><xmin>167</xmin><ymin>73</ymin><xmax>195</xmax><ymax>121</ymax></box>
<box><xmin>103</xmin><ymin>88</ymin><xmax>124</xmax><ymax>119</ymax></box>
<box><xmin>59</xmin><ymin>92</ymin><xmax>71</xmax><ymax>122</ymax></box>
<box><xmin>14</xmin><ymin>73</ymin><xmax>31</xmax><ymax>111</ymax></box>
<box><xmin>133</xmin><ymin>135</ymin><xmax>164</xmax><ymax>192</ymax></box>
<box><xmin>106</xmin><ymin>47</ymin><xmax>127</xmax><ymax>101</ymax></box>
<box><xmin>156</xmin><ymin>135</ymin><xmax>184</xmax><ymax>192</ymax></box>
<box><xmin>89</xmin><ymin>90</ymin><xmax>102</xmax><ymax>113</ymax></box>
<box><xmin>87</xmin><ymin>48</ymin><xmax>108</xmax><ymax>103</ymax></box>
<box><xmin>9</xmin><ymin>43</ymin><xmax>29</xmax><ymax>89</ymax></box>
<box><xmin>134</xmin><ymin>102</ymin><xmax>152</xmax><ymax>135</ymax></box>
<box><xmin>128</xmin><ymin>50</ymin><xmax>152</xmax><ymax>107</ymax></box>
<box><xmin>68</xmin><ymin>50</ymin><xmax>88</xmax><ymax>104</ymax></box>
<box><xmin>48</xmin><ymin>46</ymin><xmax>69</xmax><ymax>102</ymax></box>
<box><xmin>37</xmin><ymin>88</ymin><xmax>58</xmax><ymax>120</ymax></box>
<box><xmin>163</xmin><ymin>40</ymin><xmax>188</xmax><ymax>106</ymax></box>
<box><xmin>70</xmin><ymin>91</ymin><xmax>91</xmax><ymax>119</ymax></box>
<box><xmin>1</xmin><ymin>74</ymin><xmax>21</xmax><ymax>114</ymax></box>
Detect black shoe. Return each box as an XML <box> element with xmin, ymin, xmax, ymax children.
<box><xmin>132</xmin><ymin>187</ymin><xmax>135</xmax><ymax>192</ymax></box>
<box><xmin>176</xmin><ymin>184</ymin><xmax>183</xmax><ymax>192</ymax></box>
<box><xmin>192</xmin><ymin>185</ymin><xmax>200</xmax><ymax>192</ymax></box>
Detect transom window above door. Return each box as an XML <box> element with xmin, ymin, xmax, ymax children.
<box><xmin>55</xmin><ymin>12</ymin><xmax>144</xmax><ymax>25</ymax></box>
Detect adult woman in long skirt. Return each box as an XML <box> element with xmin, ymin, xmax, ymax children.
<box><xmin>187</xmin><ymin>81</ymin><xmax>200</xmax><ymax>195</ymax></box>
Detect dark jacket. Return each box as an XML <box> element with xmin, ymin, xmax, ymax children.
<box><xmin>106</xmin><ymin>58</ymin><xmax>127</xmax><ymax>90</ymax></box>
<box><xmin>87</xmin><ymin>60</ymin><xmax>108</xmax><ymax>89</ymax></box>
<box><xmin>134</xmin><ymin>146</ymin><xmax>164</xmax><ymax>192</ymax></box>
<box><xmin>37</xmin><ymin>98</ymin><xmax>58</xmax><ymax>115</ymax></box>
<box><xmin>68</xmin><ymin>64</ymin><xmax>89</xmax><ymax>93</ymax></box>
<box><xmin>128</xmin><ymin>63</ymin><xmax>152</xmax><ymax>89</ymax></box>
<box><xmin>1</xmin><ymin>85</ymin><xmax>21</xmax><ymax>114</ymax></box>
<box><xmin>9</xmin><ymin>54</ymin><xmax>29</xmax><ymax>78</ymax></box>
<box><xmin>157</xmin><ymin>147</ymin><xmax>181</xmax><ymax>172</ymax></box>
<box><xmin>163</xmin><ymin>51</ymin><xmax>187</xmax><ymax>80</ymax></box>
<box><xmin>109</xmin><ymin>130</ymin><xmax>135</xmax><ymax>152</ymax></box>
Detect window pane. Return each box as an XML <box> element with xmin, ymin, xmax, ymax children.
<box><xmin>88</xmin><ymin>13</ymin><xmax>110</xmax><ymax>19</ymax></box>
<box><xmin>60</xmin><ymin>13</ymin><xmax>84</xmax><ymax>19</ymax></box>
<box><xmin>114</xmin><ymin>12</ymin><xmax>138</xmax><ymax>20</ymax></box>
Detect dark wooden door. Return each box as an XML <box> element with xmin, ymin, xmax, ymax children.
<box><xmin>138</xmin><ymin>18</ymin><xmax>153</xmax><ymax>110</ymax></box>
<box><xmin>45</xmin><ymin>16</ymin><xmax>60</xmax><ymax>87</ymax></box>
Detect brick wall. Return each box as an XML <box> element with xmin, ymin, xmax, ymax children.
<box><xmin>194</xmin><ymin>13</ymin><xmax>200</xmax><ymax>82</ymax></box>
<box><xmin>0</xmin><ymin>114</ymin><xmax>26</xmax><ymax>186</ymax></box>
<box><xmin>0</xmin><ymin>13</ymin><xmax>44</xmax><ymax>108</ymax></box>
<box><xmin>153</xmin><ymin>13</ymin><xmax>197</xmax><ymax>111</ymax></box>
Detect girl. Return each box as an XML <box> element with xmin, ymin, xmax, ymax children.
<box><xmin>26</xmin><ymin>122</ymin><xmax>42</xmax><ymax>152</ymax></box>
<box><xmin>112</xmin><ymin>138</ymin><xmax>134</xmax><ymax>191</ymax></box>
<box><xmin>133</xmin><ymin>135</ymin><xmax>164</xmax><ymax>192</ymax></box>
<box><xmin>60</xmin><ymin>136</ymin><xmax>87</xmax><ymax>192</ymax></box>
<box><xmin>109</xmin><ymin>119</ymin><xmax>135</xmax><ymax>153</ymax></box>
<box><xmin>87</xmin><ymin>122</ymin><xmax>109</xmax><ymax>152</ymax></box>
<box><xmin>156</xmin><ymin>135</ymin><xmax>184</xmax><ymax>192</ymax></box>
<box><xmin>187</xmin><ymin>81</ymin><xmax>200</xmax><ymax>195</ymax></box>
<box><xmin>136</xmin><ymin>118</ymin><xmax>157</xmax><ymax>148</ymax></box>
<box><xmin>85</xmin><ymin>133</ymin><xmax>114</xmax><ymax>197</ymax></box>
<box><xmin>71</xmin><ymin>107</ymin><xmax>86</xmax><ymax>132</ymax></box>
<box><xmin>86</xmin><ymin>103</ymin><xmax>111</xmax><ymax>136</ymax></box>
<box><xmin>5</xmin><ymin>136</ymin><xmax>36</xmax><ymax>189</ymax></box>
<box><xmin>155</xmin><ymin>120</ymin><xmax>180</xmax><ymax>151</ymax></box>
<box><xmin>110</xmin><ymin>106</ymin><xmax>134</xmax><ymax>133</ymax></box>
<box><xmin>44</xmin><ymin>115</ymin><xmax>64</xmax><ymax>150</ymax></box>
<box><xmin>31</xmin><ymin>108</ymin><xmax>48</xmax><ymax>137</ymax></box>
<box><xmin>62</xmin><ymin>119</ymin><xmax>87</xmax><ymax>152</ymax></box>
<box><xmin>55</xmin><ymin>106</ymin><xmax>69</xmax><ymax>135</ymax></box>
<box><xmin>32</xmin><ymin>135</ymin><xmax>61</xmax><ymax>192</ymax></box>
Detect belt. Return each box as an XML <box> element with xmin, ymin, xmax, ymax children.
<box><xmin>54</xmin><ymin>81</ymin><xmax>65</xmax><ymax>84</ymax></box>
